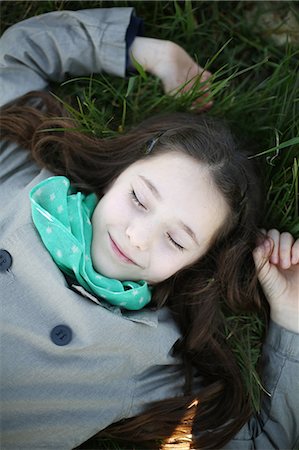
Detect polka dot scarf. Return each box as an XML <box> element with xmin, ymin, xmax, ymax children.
<box><xmin>30</xmin><ymin>176</ymin><xmax>151</xmax><ymax>310</ymax></box>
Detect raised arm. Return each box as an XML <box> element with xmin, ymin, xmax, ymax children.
<box><xmin>0</xmin><ymin>8</ymin><xmax>134</xmax><ymax>107</ymax></box>
<box><xmin>225</xmin><ymin>231</ymin><xmax>299</xmax><ymax>448</ymax></box>
<box><xmin>0</xmin><ymin>8</ymin><xmax>212</xmax><ymax>204</ymax></box>
<box><xmin>225</xmin><ymin>321</ymin><xmax>299</xmax><ymax>449</ymax></box>
<box><xmin>0</xmin><ymin>8</ymin><xmax>211</xmax><ymax>109</ymax></box>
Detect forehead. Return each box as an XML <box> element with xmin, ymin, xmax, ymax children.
<box><xmin>125</xmin><ymin>151</ymin><xmax>213</xmax><ymax>195</ymax></box>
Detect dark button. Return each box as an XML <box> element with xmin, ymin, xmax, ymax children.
<box><xmin>0</xmin><ymin>249</ymin><xmax>12</xmax><ymax>271</ymax></box>
<box><xmin>50</xmin><ymin>325</ymin><xmax>72</xmax><ymax>346</ymax></box>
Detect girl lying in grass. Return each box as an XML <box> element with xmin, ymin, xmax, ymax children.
<box><xmin>0</xmin><ymin>7</ymin><xmax>298</xmax><ymax>450</ymax></box>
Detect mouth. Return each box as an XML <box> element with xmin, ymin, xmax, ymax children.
<box><xmin>109</xmin><ymin>234</ymin><xmax>138</xmax><ymax>266</ymax></box>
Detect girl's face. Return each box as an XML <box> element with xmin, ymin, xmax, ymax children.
<box><xmin>91</xmin><ymin>151</ymin><xmax>229</xmax><ymax>284</ymax></box>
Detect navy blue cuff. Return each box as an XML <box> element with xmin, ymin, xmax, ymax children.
<box><xmin>125</xmin><ymin>14</ymin><xmax>144</xmax><ymax>74</ymax></box>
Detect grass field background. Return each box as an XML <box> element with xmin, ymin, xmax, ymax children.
<box><xmin>1</xmin><ymin>1</ymin><xmax>298</xmax><ymax>449</ymax></box>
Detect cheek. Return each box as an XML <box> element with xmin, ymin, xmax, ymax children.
<box><xmin>99</xmin><ymin>192</ymin><xmax>128</xmax><ymax>223</ymax></box>
<box><xmin>147</xmin><ymin>251</ymin><xmax>183</xmax><ymax>284</ymax></box>
<box><xmin>148</xmin><ymin>248</ymin><xmax>202</xmax><ymax>284</ymax></box>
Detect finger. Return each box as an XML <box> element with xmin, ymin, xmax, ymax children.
<box><xmin>252</xmin><ymin>236</ymin><xmax>273</xmax><ymax>273</ymax></box>
<box><xmin>279</xmin><ymin>232</ymin><xmax>294</xmax><ymax>269</ymax></box>
<box><xmin>189</xmin><ymin>67</ymin><xmax>212</xmax><ymax>83</ymax></box>
<box><xmin>190</xmin><ymin>77</ymin><xmax>213</xmax><ymax>111</ymax></box>
<box><xmin>202</xmin><ymin>70</ymin><xmax>212</xmax><ymax>81</ymax></box>
<box><xmin>291</xmin><ymin>238</ymin><xmax>299</xmax><ymax>265</ymax></box>
<box><xmin>199</xmin><ymin>70</ymin><xmax>212</xmax><ymax>96</ymax></box>
<box><xmin>181</xmin><ymin>71</ymin><xmax>211</xmax><ymax>94</ymax></box>
<box><xmin>267</xmin><ymin>229</ymin><xmax>280</xmax><ymax>264</ymax></box>
<box><xmin>256</xmin><ymin>229</ymin><xmax>267</xmax><ymax>247</ymax></box>
<box><xmin>191</xmin><ymin>97</ymin><xmax>213</xmax><ymax>112</ymax></box>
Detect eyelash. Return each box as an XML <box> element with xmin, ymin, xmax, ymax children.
<box><xmin>166</xmin><ymin>234</ymin><xmax>185</xmax><ymax>251</ymax></box>
<box><xmin>130</xmin><ymin>189</ymin><xmax>146</xmax><ymax>210</ymax></box>
<box><xmin>129</xmin><ymin>189</ymin><xmax>185</xmax><ymax>252</ymax></box>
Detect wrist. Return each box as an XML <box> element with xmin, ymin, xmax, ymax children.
<box><xmin>129</xmin><ymin>37</ymin><xmax>173</xmax><ymax>77</ymax></box>
<box><xmin>270</xmin><ymin>311</ymin><xmax>299</xmax><ymax>334</ymax></box>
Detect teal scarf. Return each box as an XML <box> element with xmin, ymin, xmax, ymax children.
<box><xmin>30</xmin><ymin>176</ymin><xmax>151</xmax><ymax>310</ymax></box>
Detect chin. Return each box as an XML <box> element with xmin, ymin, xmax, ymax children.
<box><xmin>94</xmin><ymin>263</ymin><xmax>140</xmax><ymax>282</ymax></box>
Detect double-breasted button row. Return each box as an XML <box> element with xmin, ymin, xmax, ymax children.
<box><xmin>0</xmin><ymin>249</ymin><xmax>13</xmax><ymax>271</ymax></box>
<box><xmin>1</xmin><ymin>248</ymin><xmax>73</xmax><ymax>346</ymax></box>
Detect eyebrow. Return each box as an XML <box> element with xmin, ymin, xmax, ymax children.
<box><xmin>138</xmin><ymin>175</ymin><xmax>200</xmax><ymax>246</ymax></box>
<box><xmin>139</xmin><ymin>175</ymin><xmax>161</xmax><ymax>200</ymax></box>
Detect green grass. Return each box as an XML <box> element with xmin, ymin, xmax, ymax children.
<box><xmin>1</xmin><ymin>1</ymin><xmax>298</xmax><ymax>449</ymax></box>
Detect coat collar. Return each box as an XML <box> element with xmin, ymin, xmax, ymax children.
<box><xmin>68</xmin><ymin>280</ymin><xmax>158</xmax><ymax>327</ymax></box>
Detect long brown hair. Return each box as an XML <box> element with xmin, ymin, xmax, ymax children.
<box><xmin>1</xmin><ymin>91</ymin><xmax>268</xmax><ymax>449</ymax></box>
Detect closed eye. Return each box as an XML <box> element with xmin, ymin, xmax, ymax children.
<box><xmin>130</xmin><ymin>189</ymin><xmax>185</xmax><ymax>251</ymax></box>
<box><xmin>167</xmin><ymin>233</ymin><xmax>185</xmax><ymax>251</ymax></box>
<box><xmin>130</xmin><ymin>189</ymin><xmax>147</xmax><ymax>210</ymax></box>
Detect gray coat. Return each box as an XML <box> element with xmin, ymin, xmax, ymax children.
<box><xmin>0</xmin><ymin>8</ymin><xmax>298</xmax><ymax>450</ymax></box>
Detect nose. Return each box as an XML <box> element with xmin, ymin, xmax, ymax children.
<box><xmin>126</xmin><ymin>220</ymin><xmax>154</xmax><ymax>251</ymax></box>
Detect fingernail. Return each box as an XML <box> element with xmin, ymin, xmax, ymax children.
<box><xmin>263</xmin><ymin>238</ymin><xmax>271</xmax><ymax>252</ymax></box>
<box><xmin>291</xmin><ymin>254</ymin><xmax>299</xmax><ymax>265</ymax></box>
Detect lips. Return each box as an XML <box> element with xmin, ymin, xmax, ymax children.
<box><xmin>109</xmin><ymin>234</ymin><xmax>138</xmax><ymax>266</ymax></box>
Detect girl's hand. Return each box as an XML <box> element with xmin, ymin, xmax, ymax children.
<box><xmin>130</xmin><ymin>37</ymin><xmax>212</xmax><ymax>111</ymax></box>
<box><xmin>253</xmin><ymin>229</ymin><xmax>299</xmax><ymax>334</ymax></box>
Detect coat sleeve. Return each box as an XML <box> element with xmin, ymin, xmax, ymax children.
<box><xmin>0</xmin><ymin>7</ymin><xmax>135</xmax><ymax>108</ymax></box>
<box><xmin>0</xmin><ymin>8</ymin><xmax>135</xmax><ymax>196</ymax></box>
<box><xmin>225</xmin><ymin>321</ymin><xmax>299</xmax><ymax>449</ymax></box>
